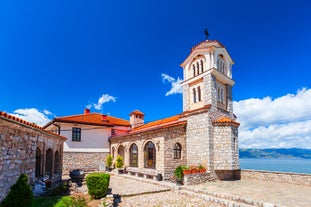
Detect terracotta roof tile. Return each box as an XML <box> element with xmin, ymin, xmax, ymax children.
<box><xmin>0</xmin><ymin>111</ymin><xmax>66</xmax><ymax>139</ymax></box>
<box><xmin>112</xmin><ymin>114</ymin><xmax>186</xmax><ymax>139</ymax></box>
<box><xmin>213</xmin><ymin>116</ymin><xmax>240</xmax><ymax>127</ymax></box>
<box><xmin>191</xmin><ymin>40</ymin><xmax>225</xmax><ymax>52</ymax></box>
<box><xmin>51</xmin><ymin>113</ymin><xmax>130</xmax><ymax>127</ymax></box>
<box><xmin>130</xmin><ymin>110</ymin><xmax>144</xmax><ymax>116</ymax></box>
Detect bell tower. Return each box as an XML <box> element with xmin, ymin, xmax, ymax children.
<box><xmin>181</xmin><ymin>37</ymin><xmax>240</xmax><ymax>180</ymax></box>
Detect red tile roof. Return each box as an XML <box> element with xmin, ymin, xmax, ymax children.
<box><xmin>191</xmin><ymin>40</ymin><xmax>225</xmax><ymax>52</ymax></box>
<box><xmin>0</xmin><ymin>111</ymin><xmax>66</xmax><ymax>140</ymax></box>
<box><xmin>112</xmin><ymin>114</ymin><xmax>186</xmax><ymax>138</ymax></box>
<box><xmin>212</xmin><ymin>116</ymin><xmax>240</xmax><ymax>127</ymax></box>
<box><xmin>130</xmin><ymin>110</ymin><xmax>144</xmax><ymax>116</ymax></box>
<box><xmin>48</xmin><ymin>113</ymin><xmax>131</xmax><ymax>127</ymax></box>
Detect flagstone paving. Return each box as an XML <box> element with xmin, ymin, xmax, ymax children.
<box><xmin>187</xmin><ymin>179</ymin><xmax>311</xmax><ymax>207</ymax></box>
<box><xmin>108</xmin><ymin>174</ymin><xmax>224</xmax><ymax>207</ymax></box>
<box><xmin>109</xmin><ymin>174</ymin><xmax>311</xmax><ymax>207</ymax></box>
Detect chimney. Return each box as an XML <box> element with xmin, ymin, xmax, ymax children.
<box><xmin>84</xmin><ymin>108</ymin><xmax>90</xmax><ymax>114</ymax></box>
<box><xmin>129</xmin><ymin>110</ymin><xmax>144</xmax><ymax>129</ymax></box>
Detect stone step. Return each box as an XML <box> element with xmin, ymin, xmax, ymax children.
<box><xmin>178</xmin><ymin>189</ymin><xmax>256</xmax><ymax>207</ymax></box>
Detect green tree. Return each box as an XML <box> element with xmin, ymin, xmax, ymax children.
<box><xmin>1</xmin><ymin>174</ymin><xmax>34</xmax><ymax>207</ymax></box>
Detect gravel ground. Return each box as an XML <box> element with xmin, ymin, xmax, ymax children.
<box><xmin>116</xmin><ymin>191</ymin><xmax>224</xmax><ymax>207</ymax></box>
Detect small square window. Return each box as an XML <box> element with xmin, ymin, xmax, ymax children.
<box><xmin>72</xmin><ymin>127</ymin><xmax>81</xmax><ymax>141</ymax></box>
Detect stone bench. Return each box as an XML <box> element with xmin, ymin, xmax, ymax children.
<box><xmin>126</xmin><ymin>167</ymin><xmax>161</xmax><ymax>180</ymax></box>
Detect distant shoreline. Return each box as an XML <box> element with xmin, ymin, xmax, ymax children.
<box><xmin>239</xmin><ymin>148</ymin><xmax>311</xmax><ymax>159</ymax></box>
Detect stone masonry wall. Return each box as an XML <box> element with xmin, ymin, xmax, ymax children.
<box><xmin>163</xmin><ymin>126</ymin><xmax>187</xmax><ymax>180</ymax></box>
<box><xmin>110</xmin><ymin>124</ymin><xmax>187</xmax><ymax>180</ymax></box>
<box><xmin>183</xmin><ymin>172</ymin><xmax>217</xmax><ymax>185</ymax></box>
<box><xmin>182</xmin><ymin>83</ymin><xmax>189</xmax><ymax>111</ymax></box>
<box><xmin>241</xmin><ymin>170</ymin><xmax>311</xmax><ymax>187</ymax></box>
<box><xmin>213</xmin><ymin>125</ymin><xmax>239</xmax><ymax>170</ymax></box>
<box><xmin>63</xmin><ymin>152</ymin><xmax>108</xmax><ymax>173</ymax></box>
<box><xmin>186</xmin><ymin>112</ymin><xmax>211</xmax><ymax>168</ymax></box>
<box><xmin>0</xmin><ymin>117</ymin><xmax>64</xmax><ymax>202</ymax></box>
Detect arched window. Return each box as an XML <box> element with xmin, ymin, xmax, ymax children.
<box><xmin>117</xmin><ymin>145</ymin><xmax>124</xmax><ymax>159</ymax></box>
<box><xmin>129</xmin><ymin>144</ymin><xmax>138</xmax><ymax>167</ymax></box>
<box><xmin>193</xmin><ymin>88</ymin><xmax>197</xmax><ymax>103</ymax></box>
<box><xmin>35</xmin><ymin>148</ymin><xmax>41</xmax><ymax>177</ymax></box>
<box><xmin>196</xmin><ymin>62</ymin><xmax>200</xmax><ymax>75</ymax></box>
<box><xmin>45</xmin><ymin>148</ymin><xmax>53</xmax><ymax>176</ymax></box>
<box><xmin>197</xmin><ymin>86</ymin><xmax>201</xmax><ymax>102</ymax></box>
<box><xmin>192</xmin><ymin>65</ymin><xmax>196</xmax><ymax>77</ymax></box>
<box><xmin>54</xmin><ymin>151</ymin><xmax>60</xmax><ymax>174</ymax></box>
<box><xmin>200</xmin><ymin>60</ymin><xmax>204</xmax><ymax>73</ymax></box>
<box><xmin>144</xmin><ymin>141</ymin><xmax>156</xmax><ymax>168</ymax></box>
<box><xmin>217</xmin><ymin>55</ymin><xmax>225</xmax><ymax>73</ymax></box>
<box><xmin>173</xmin><ymin>143</ymin><xmax>181</xmax><ymax>159</ymax></box>
<box><xmin>217</xmin><ymin>84</ymin><xmax>225</xmax><ymax>103</ymax></box>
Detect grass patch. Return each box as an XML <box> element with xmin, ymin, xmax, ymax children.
<box><xmin>34</xmin><ymin>196</ymin><xmax>62</xmax><ymax>207</ymax></box>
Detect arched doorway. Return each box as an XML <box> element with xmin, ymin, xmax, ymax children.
<box><xmin>144</xmin><ymin>141</ymin><xmax>156</xmax><ymax>168</ymax></box>
<box><xmin>45</xmin><ymin>148</ymin><xmax>53</xmax><ymax>176</ymax></box>
<box><xmin>35</xmin><ymin>148</ymin><xmax>42</xmax><ymax>177</ymax></box>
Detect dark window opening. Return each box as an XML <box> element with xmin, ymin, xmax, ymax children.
<box><xmin>72</xmin><ymin>127</ymin><xmax>81</xmax><ymax>141</ymax></box>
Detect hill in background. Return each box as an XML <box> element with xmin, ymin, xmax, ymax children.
<box><xmin>239</xmin><ymin>148</ymin><xmax>311</xmax><ymax>159</ymax></box>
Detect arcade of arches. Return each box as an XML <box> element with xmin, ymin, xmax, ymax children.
<box><xmin>0</xmin><ymin>115</ymin><xmax>65</xmax><ymax>202</ymax></box>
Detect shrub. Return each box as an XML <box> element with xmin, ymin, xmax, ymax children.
<box><xmin>54</xmin><ymin>195</ymin><xmax>87</xmax><ymax>207</ymax></box>
<box><xmin>174</xmin><ymin>165</ymin><xmax>184</xmax><ymax>179</ymax></box>
<box><xmin>115</xmin><ymin>155</ymin><xmax>124</xmax><ymax>169</ymax></box>
<box><xmin>105</xmin><ymin>154</ymin><xmax>113</xmax><ymax>168</ymax></box>
<box><xmin>86</xmin><ymin>173</ymin><xmax>110</xmax><ymax>199</ymax></box>
<box><xmin>0</xmin><ymin>174</ymin><xmax>34</xmax><ymax>207</ymax></box>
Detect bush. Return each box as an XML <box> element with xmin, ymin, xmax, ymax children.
<box><xmin>174</xmin><ymin>165</ymin><xmax>184</xmax><ymax>179</ymax></box>
<box><xmin>86</xmin><ymin>173</ymin><xmax>110</xmax><ymax>199</ymax></box>
<box><xmin>54</xmin><ymin>195</ymin><xmax>87</xmax><ymax>207</ymax></box>
<box><xmin>0</xmin><ymin>174</ymin><xmax>34</xmax><ymax>207</ymax></box>
<box><xmin>115</xmin><ymin>155</ymin><xmax>124</xmax><ymax>169</ymax></box>
<box><xmin>105</xmin><ymin>154</ymin><xmax>113</xmax><ymax>168</ymax></box>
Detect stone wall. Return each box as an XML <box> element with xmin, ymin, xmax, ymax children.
<box><xmin>212</xmin><ymin>125</ymin><xmax>239</xmax><ymax>171</ymax></box>
<box><xmin>63</xmin><ymin>152</ymin><xmax>108</xmax><ymax>173</ymax></box>
<box><xmin>110</xmin><ymin>124</ymin><xmax>187</xmax><ymax>180</ymax></box>
<box><xmin>0</xmin><ymin>115</ymin><xmax>65</xmax><ymax>202</ymax></box>
<box><xmin>241</xmin><ymin>170</ymin><xmax>311</xmax><ymax>186</ymax></box>
<box><xmin>185</xmin><ymin>111</ymin><xmax>211</xmax><ymax>168</ymax></box>
<box><xmin>183</xmin><ymin>172</ymin><xmax>217</xmax><ymax>185</ymax></box>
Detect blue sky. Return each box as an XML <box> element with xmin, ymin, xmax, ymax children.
<box><xmin>1</xmin><ymin>0</ymin><xmax>311</xmax><ymax>148</ymax></box>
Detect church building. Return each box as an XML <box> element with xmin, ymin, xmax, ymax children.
<box><xmin>110</xmin><ymin>38</ymin><xmax>240</xmax><ymax>181</ymax></box>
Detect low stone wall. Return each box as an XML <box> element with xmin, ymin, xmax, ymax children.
<box><xmin>241</xmin><ymin>170</ymin><xmax>311</xmax><ymax>186</ymax></box>
<box><xmin>63</xmin><ymin>152</ymin><xmax>108</xmax><ymax>173</ymax></box>
<box><xmin>183</xmin><ymin>172</ymin><xmax>217</xmax><ymax>185</ymax></box>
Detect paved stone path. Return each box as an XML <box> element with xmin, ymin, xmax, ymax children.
<box><xmin>186</xmin><ymin>179</ymin><xmax>311</xmax><ymax>207</ymax></box>
<box><xmin>108</xmin><ymin>174</ymin><xmax>224</xmax><ymax>207</ymax></box>
<box><xmin>108</xmin><ymin>173</ymin><xmax>311</xmax><ymax>207</ymax></box>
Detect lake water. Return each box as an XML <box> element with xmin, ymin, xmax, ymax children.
<box><xmin>240</xmin><ymin>158</ymin><xmax>311</xmax><ymax>174</ymax></box>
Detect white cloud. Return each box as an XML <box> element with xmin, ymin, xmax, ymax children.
<box><xmin>43</xmin><ymin>109</ymin><xmax>52</xmax><ymax>116</ymax></box>
<box><xmin>234</xmin><ymin>88</ymin><xmax>311</xmax><ymax>149</ymax></box>
<box><xmin>11</xmin><ymin>108</ymin><xmax>52</xmax><ymax>126</ymax></box>
<box><xmin>93</xmin><ymin>94</ymin><xmax>116</xmax><ymax>110</ymax></box>
<box><xmin>161</xmin><ymin>73</ymin><xmax>182</xmax><ymax>96</ymax></box>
